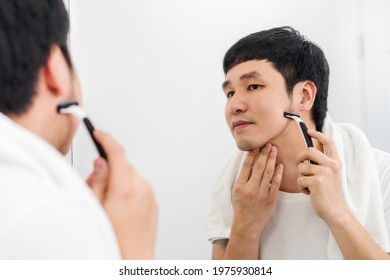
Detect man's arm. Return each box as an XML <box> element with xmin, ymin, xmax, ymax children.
<box><xmin>297</xmin><ymin>130</ymin><xmax>390</xmax><ymax>259</ymax></box>
<box><xmin>212</xmin><ymin>144</ymin><xmax>283</xmax><ymax>259</ymax></box>
<box><xmin>211</xmin><ymin>239</ymin><xmax>227</xmax><ymax>259</ymax></box>
<box><xmin>325</xmin><ymin>210</ymin><xmax>390</xmax><ymax>259</ymax></box>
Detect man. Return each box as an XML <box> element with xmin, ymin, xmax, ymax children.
<box><xmin>208</xmin><ymin>26</ymin><xmax>390</xmax><ymax>259</ymax></box>
<box><xmin>0</xmin><ymin>0</ymin><xmax>157</xmax><ymax>259</ymax></box>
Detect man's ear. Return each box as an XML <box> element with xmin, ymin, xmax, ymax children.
<box><xmin>42</xmin><ymin>45</ymin><xmax>70</xmax><ymax>97</ymax></box>
<box><xmin>298</xmin><ymin>80</ymin><xmax>317</xmax><ymax>112</ymax></box>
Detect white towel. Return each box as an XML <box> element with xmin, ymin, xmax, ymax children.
<box><xmin>324</xmin><ymin>117</ymin><xmax>390</xmax><ymax>259</ymax></box>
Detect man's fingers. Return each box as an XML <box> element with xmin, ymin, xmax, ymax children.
<box><xmin>93</xmin><ymin>130</ymin><xmax>135</xmax><ymax>175</ymax></box>
<box><xmin>249</xmin><ymin>143</ymin><xmax>272</xmax><ymax>184</ymax></box>
<box><xmin>93</xmin><ymin>130</ymin><xmax>125</xmax><ymax>159</ymax></box>
<box><xmin>298</xmin><ymin>161</ymin><xmax>321</xmax><ymax>176</ymax></box>
<box><xmin>298</xmin><ymin>131</ymin><xmax>342</xmax><ymax>175</ymax></box>
<box><xmin>236</xmin><ymin>148</ymin><xmax>259</xmax><ymax>185</ymax></box>
<box><xmin>87</xmin><ymin>158</ymin><xmax>109</xmax><ymax>202</ymax></box>
<box><xmin>269</xmin><ymin>164</ymin><xmax>283</xmax><ymax>201</ymax></box>
<box><xmin>297</xmin><ymin>147</ymin><xmax>330</xmax><ymax>166</ymax></box>
<box><xmin>307</xmin><ymin>130</ymin><xmax>340</xmax><ymax>160</ymax></box>
<box><xmin>257</xmin><ymin>145</ymin><xmax>278</xmax><ymax>191</ymax></box>
<box><xmin>296</xmin><ymin>176</ymin><xmax>312</xmax><ymax>195</ymax></box>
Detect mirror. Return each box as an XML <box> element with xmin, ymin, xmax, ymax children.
<box><xmin>67</xmin><ymin>0</ymin><xmax>390</xmax><ymax>259</ymax></box>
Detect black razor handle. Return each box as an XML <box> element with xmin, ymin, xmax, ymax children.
<box><xmin>298</xmin><ymin>122</ymin><xmax>316</xmax><ymax>164</ymax></box>
<box><xmin>299</xmin><ymin>122</ymin><xmax>313</xmax><ymax>148</ymax></box>
<box><xmin>83</xmin><ymin>118</ymin><xmax>107</xmax><ymax>160</ymax></box>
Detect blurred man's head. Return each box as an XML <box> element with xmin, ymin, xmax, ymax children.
<box><xmin>0</xmin><ymin>0</ymin><xmax>81</xmax><ymax>154</ymax></box>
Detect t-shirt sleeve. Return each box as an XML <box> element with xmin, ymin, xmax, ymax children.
<box><xmin>208</xmin><ymin>150</ymin><xmax>246</xmax><ymax>243</ymax></box>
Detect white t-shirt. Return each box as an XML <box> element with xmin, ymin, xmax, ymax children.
<box><xmin>0</xmin><ymin>113</ymin><xmax>121</xmax><ymax>259</ymax></box>
<box><xmin>260</xmin><ymin>192</ymin><xmax>329</xmax><ymax>259</ymax></box>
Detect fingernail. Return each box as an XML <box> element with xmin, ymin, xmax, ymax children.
<box><xmin>263</xmin><ymin>143</ymin><xmax>271</xmax><ymax>151</ymax></box>
<box><xmin>95</xmin><ymin>159</ymin><xmax>107</xmax><ymax>172</ymax></box>
<box><xmin>271</xmin><ymin>146</ymin><xmax>277</xmax><ymax>153</ymax></box>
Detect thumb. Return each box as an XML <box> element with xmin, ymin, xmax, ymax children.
<box><xmin>86</xmin><ymin>157</ymin><xmax>109</xmax><ymax>203</ymax></box>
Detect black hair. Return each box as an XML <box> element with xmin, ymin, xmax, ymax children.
<box><xmin>0</xmin><ymin>0</ymin><xmax>72</xmax><ymax>115</ymax></box>
<box><xmin>223</xmin><ymin>26</ymin><xmax>329</xmax><ymax>131</ymax></box>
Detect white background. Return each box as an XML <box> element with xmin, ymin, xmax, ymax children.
<box><xmin>66</xmin><ymin>0</ymin><xmax>389</xmax><ymax>259</ymax></box>
<box><xmin>360</xmin><ymin>0</ymin><xmax>390</xmax><ymax>153</ymax></box>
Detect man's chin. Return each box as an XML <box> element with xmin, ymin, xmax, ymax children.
<box><xmin>235</xmin><ymin>140</ymin><xmax>262</xmax><ymax>151</ymax></box>
<box><xmin>59</xmin><ymin>143</ymin><xmax>72</xmax><ymax>155</ymax></box>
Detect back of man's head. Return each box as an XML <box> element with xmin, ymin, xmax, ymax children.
<box><xmin>223</xmin><ymin>26</ymin><xmax>329</xmax><ymax>131</ymax></box>
<box><xmin>0</xmin><ymin>0</ymin><xmax>71</xmax><ymax>116</ymax></box>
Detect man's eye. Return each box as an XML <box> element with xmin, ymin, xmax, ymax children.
<box><xmin>226</xmin><ymin>91</ymin><xmax>235</xmax><ymax>98</ymax></box>
<box><xmin>248</xmin><ymin>84</ymin><xmax>262</xmax><ymax>90</ymax></box>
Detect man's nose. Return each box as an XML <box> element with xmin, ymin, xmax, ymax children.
<box><xmin>228</xmin><ymin>91</ymin><xmax>248</xmax><ymax>115</ymax></box>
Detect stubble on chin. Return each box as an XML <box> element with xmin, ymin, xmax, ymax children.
<box><xmin>235</xmin><ymin>138</ymin><xmax>261</xmax><ymax>151</ymax></box>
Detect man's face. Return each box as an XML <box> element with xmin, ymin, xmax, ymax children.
<box><xmin>223</xmin><ymin>60</ymin><xmax>294</xmax><ymax>151</ymax></box>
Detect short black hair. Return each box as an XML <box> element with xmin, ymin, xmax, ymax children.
<box><xmin>0</xmin><ymin>0</ymin><xmax>72</xmax><ymax>115</ymax></box>
<box><xmin>223</xmin><ymin>26</ymin><xmax>329</xmax><ymax>131</ymax></box>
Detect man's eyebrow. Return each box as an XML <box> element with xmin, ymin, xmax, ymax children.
<box><xmin>222</xmin><ymin>80</ymin><xmax>231</xmax><ymax>90</ymax></box>
<box><xmin>239</xmin><ymin>71</ymin><xmax>260</xmax><ymax>81</ymax></box>
<box><xmin>222</xmin><ymin>71</ymin><xmax>261</xmax><ymax>90</ymax></box>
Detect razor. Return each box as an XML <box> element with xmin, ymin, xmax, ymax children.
<box><xmin>57</xmin><ymin>100</ymin><xmax>107</xmax><ymax>160</ymax></box>
<box><xmin>283</xmin><ymin>112</ymin><xmax>315</xmax><ymax>164</ymax></box>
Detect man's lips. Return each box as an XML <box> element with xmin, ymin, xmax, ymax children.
<box><xmin>232</xmin><ymin>120</ymin><xmax>254</xmax><ymax>130</ymax></box>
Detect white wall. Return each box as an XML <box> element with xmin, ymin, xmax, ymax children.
<box><xmin>68</xmin><ymin>0</ymin><xmax>367</xmax><ymax>259</ymax></box>
<box><xmin>360</xmin><ymin>0</ymin><xmax>390</xmax><ymax>153</ymax></box>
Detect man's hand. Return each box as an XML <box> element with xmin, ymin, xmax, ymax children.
<box><xmin>233</xmin><ymin>143</ymin><xmax>283</xmax><ymax>233</ymax></box>
<box><xmin>297</xmin><ymin>129</ymin><xmax>348</xmax><ymax>223</ymax></box>
<box><xmin>86</xmin><ymin>130</ymin><xmax>158</xmax><ymax>260</ymax></box>
<box><xmin>221</xmin><ymin>143</ymin><xmax>283</xmax><ymax>259</ymax></box>
<box><xmin>297</xmin><ymin>130</ymin><xmax>390</xmax><ymax>259</ymax></box>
